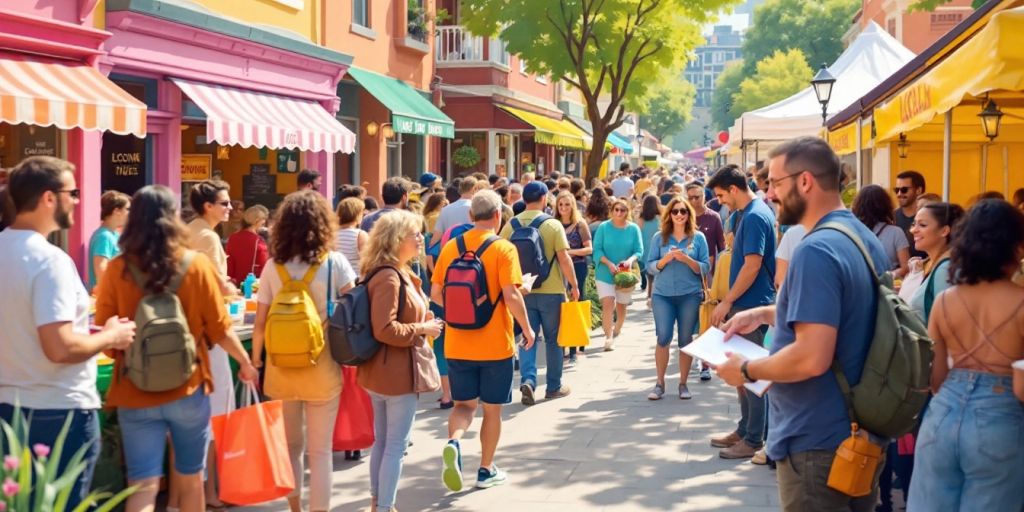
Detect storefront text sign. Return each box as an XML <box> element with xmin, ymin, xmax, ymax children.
<box><xmin>393</xmin><ymin>115</ymin><xmax>455</xmax><ymax>138</ymax></box>
<box><xmin>181</xmin><ymin>154</ymin><xmax>212</xmax><ymax>181</ymax></box>
<box><xmin>102</xmin><ymin>132</ymin><xmax>147</xmax><ymax>194</ymax></box>
<box><xmin>898</xmin><ymin>84</ymin><xmax>933</xmax><ymax>124</ymax></box>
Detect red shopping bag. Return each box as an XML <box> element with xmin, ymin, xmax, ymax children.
<box><xmin>211</xmin><ymin>383</ymin><xmax>295</xmax><ymax>505</ymax></box>
<box><xmin>332</xmin><ymin>366</ymin><xmax>375</xmax><ymax>451</ymax></box>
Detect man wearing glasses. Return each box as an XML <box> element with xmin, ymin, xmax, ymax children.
<box><xmin>893</xmin><ymin>171</ymin><xmax>927</xmax><ymax>258</ymax></box>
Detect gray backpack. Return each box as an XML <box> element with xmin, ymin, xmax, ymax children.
<box><xmin>125</xmin><ymin>251</ymin><xmax>198</xmax><ymax>392</ymax></box>
<box><xmin>813</xmin><ymin>222</ymin><xmax>934</xmax><ymax>439</ymax></box>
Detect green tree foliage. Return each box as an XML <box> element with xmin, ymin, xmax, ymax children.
<box><xmin>731</xmin><ymin>48</ymin><xmax>813</xmax><ymax>115</ymax></box>
<box><xmin>459</xmin><ymin>0</ymin><xmax>738</xmax><ymax>181</ymax></box>
<box><xmin>642</xmin><ymin>79</ymin><xmax>696</xmax><ymax>141</ymax></box>
<box><xmin>742</xmin><ymin>0</ymin><xmax>859</xmax><ymax>76</ymax></box>
<box><xmin>711</xmin><ymin>61</ymin><xmax>744</xmax><ymax>130</ymax></box>
<box><xmin>909</xmin><ymin>0</ymin><xmax>986</xmax><ymax>10</ymax></box>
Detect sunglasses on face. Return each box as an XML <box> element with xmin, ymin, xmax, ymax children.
<box><xmin>670</xmin><ymin>208</ymin><xmax>689</xmax><ymax>216</ymax></box>
<box><xmin>893</xmin><ymin>187</ymin><xmax>912</xmax><ymax>194</ymax></box>
<box><xmin>217</xmin><ymin>201</ymin><xmax>232</xmax><ymax>207</ymax></box>
<box><xmin>613</xmin><ymin>208</ymin><xmax>627</xmax><ymax>213</ymax></box>
<box><xmin>56</xmin><ymin>188</ymin><xmax>80</xmax><ymax>199</ymax></box>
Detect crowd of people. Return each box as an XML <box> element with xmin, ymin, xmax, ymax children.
<box><xmin>1</xmin><ymin>138</ymin><xmax>1024</xmax><ymax>512</ymax></box>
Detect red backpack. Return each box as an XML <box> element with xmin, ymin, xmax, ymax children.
<box><xmin>443</xmin><ymin>235</ymin><xmax>501</xmax><ymax>329</ymax></box>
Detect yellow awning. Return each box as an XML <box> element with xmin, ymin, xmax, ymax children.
<box><xmin>499</xmin><ymin>106</ymin><xmax>590</xmax><ymax>150</ymax></box>
<box><xmin>874</xmin><ymin>7</ymin><xmax>1024</xmax><ymax>142</ymax></box>
<box><xmin>828</xmin><ymin>122</ymin><xmax>858</xmax><ymax>155</ymax></box>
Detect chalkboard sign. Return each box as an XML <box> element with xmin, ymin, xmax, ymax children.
<box><xmin>101</xmin><ymin>133</ymin><xmax>146</xmax><ymax>194</ymax></box>
<box><xmin>250</xmin><ymin>163</ymin><xmax>270</xmax><ymax>176</ymax></box>
<box><xmin>243</xmin><ymin>173</ymin><xmax>276</xmax><ymax>199</ymax></box>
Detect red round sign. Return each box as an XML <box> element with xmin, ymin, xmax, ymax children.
<box><xmin>717</xmin><ymin>131</ymin><xmax>729</xmax><ymax>144</ymax></box>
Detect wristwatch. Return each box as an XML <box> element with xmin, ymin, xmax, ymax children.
<box><xmin>740</xmin><ymin>361</ymin><xmax>757</xmax><ymax>383</ymax></box>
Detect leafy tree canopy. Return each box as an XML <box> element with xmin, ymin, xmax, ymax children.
<box><xmin>741</xmin><ymin>0</ymin><xmax>859</xmax><ymax>76</ymax></box>
<box><xmin>731</xmin><ymin>48</ymin><xmax>813</xmax><ymax>116</ymax></box>
<box><xmin>641</xmin><ymin>79</ymin><xmax>695</xmax><ymax>141</ymax></box>
<box><xmin>909</xmin><ymin>0</ymin><xmax>986</xmax><ymax>10</ymax></box>
<box><xmin>711</xmin><ymin>61</ymin><xmax>744</xmax><ymax>131</ymax></box>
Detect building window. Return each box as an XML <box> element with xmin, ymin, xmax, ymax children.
<box><xmin>886</xmin><ymin>17</ymin><xmax>897</xmax><ymax>37</ymax></box>
<box><xmin>407</xmin><ymin>0</ymin><xmax>428</xmax><ymax>42</ymax></box>
<box><xmin>931</xmin><ymin>12</ymin><xmax>964</xmax><ymax>29</ymax></box>
<box><xmin>520</xmin><ymin>58</ymin><xmax>528</xmax><ymax>75</ymax></box>
<box><xmin>353</xmin><ymin>0</ymin><xmax>368</xmax><ymax>27</ymax></box>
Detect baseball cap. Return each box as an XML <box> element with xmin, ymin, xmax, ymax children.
<box><xmin>522</xmin><ymin>181</ymin><xmax>549</xmax><ymax>203</ymax></box>
<box><xmin>419</xmin><ymin>172</ymin><xmax>440</xmax><ymax>188</ymax></box>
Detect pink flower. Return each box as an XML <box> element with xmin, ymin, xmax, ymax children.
<box><xmin>0</xmin><ymin>498</ymin><xmax>7</xmax><ymax>511</ymax></box>
<box><xmin>2</xmin><ymin>477</ymin><xmax>18</xmax><ymax>497</ymax></box>
<box><xmin>1</xmin><ymin>455</ymin><xmax>15</xmax><ymax>472</ymax></box>
<box><xmin>32</xmin><ymin>444</ymin><xmax>50</xmax><ymax>459</ymax></box>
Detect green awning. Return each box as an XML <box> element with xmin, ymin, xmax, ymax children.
<box><xmin>347</xmin><ymin>67</ymin><xmax>455</xmax><ymax>138</ymax></box>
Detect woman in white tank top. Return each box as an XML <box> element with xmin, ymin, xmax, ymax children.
<box><xmin>336</xmin><ymin>197</ymin><xmax>369</xmax><ymax>277</ymax></box>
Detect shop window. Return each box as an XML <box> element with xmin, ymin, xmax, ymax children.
<box><xmin>354</xmin><ymin>0</ymin><xmax>369</xmax><ymax>27</ymax></box>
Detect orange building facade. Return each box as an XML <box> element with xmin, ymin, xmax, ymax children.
<box><xmin>846</xmin><ymin>0</ymin><xmax>975</xmax><ymax>54</ymax></box>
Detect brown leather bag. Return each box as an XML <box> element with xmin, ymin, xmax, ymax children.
<box><xmin>411</xmin><ymin>342</ymin><xmax>440</xmax><ymax>393</ymax></box>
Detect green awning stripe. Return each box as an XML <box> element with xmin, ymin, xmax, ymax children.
<box><xmin>347</xmin><ymin>67</ymin><xmax>455</xmax><ymax>138</ymax></box>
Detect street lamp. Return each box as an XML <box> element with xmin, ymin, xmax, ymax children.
<box><xmin>811</xmin><ymin>63</ymin><xmax>836</xmax><ymax>126</ymax></box>
<box><xmin>897</xmin><ymin>133</ymin><xmax>910</xmax><ymax>159</ymax></box>
<box><xmin>978</xmin><ymin>99</ymin><xmax>1004</xmax><ymax>141</ymax></box>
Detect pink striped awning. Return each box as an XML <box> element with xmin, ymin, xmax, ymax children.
<box><xmin>172</xmin><ymin>78</ymin><xmax>355</xmax><ymax>154</ymax></box>
<box><xmin>0</xmin><ymin>56</ymin><xmax>147</xmax><ymax>137</ymax></box>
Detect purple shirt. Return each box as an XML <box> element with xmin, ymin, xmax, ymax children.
<box><xmin>695</xmin><ymin>209</ymin><xmax>725</xmax><ymax>272</ymax></box>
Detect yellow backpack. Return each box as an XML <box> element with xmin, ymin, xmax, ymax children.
<box><xmin>265</xmin><ymin>259</ymin><xmax>325</xmax><ymax>368</ymax></box>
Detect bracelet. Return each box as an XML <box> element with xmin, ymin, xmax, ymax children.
<box><xmin>741</xmin><ymin>361</ymin><xmax>757</xmax><ymax>383</ymax></box>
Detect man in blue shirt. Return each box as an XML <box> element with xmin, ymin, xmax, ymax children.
<box><xmin>360</xmin><ymin>177</ymin><xmax>411</xmax><ymax>233</ymax></box>
<box><xmin>717</xmin><ymin>137</ymin><xmax>889</xmax><ymax>511</ymax></box>
<box><xmin>706</xmin><ymin>164</ymin><xmax>776</xmax><ymax>460</ymax></box>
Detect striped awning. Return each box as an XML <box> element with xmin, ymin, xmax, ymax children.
<box><xmin>172</xmin><ymin>78</ymin><xmax>355</xmax><ymax>154</ymax></box>
<box><xmin>0</xmin><ymin>56</ymin><xmax>147</xmax><ymax>137</ymax></box>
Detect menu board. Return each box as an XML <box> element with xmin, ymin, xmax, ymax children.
<box><xmin>243</xmin><ymin>163</ymin><xmax>278</xmax><ymax>207</ymax></box>
<box><xmin>101</xmin><ymin>132</ymin><xmax>146</xmax><ymax>194</ymax></box>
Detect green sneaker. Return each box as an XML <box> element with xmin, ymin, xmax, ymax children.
<box><xmin>441</xmin><ymin>440</ymin><xmax>464</xmax><ymax>492</ymax></box>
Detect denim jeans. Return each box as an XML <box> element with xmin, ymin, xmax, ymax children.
<box><xmin>520</xmin><ymin>293</ymin><xmax>566</xmax><ymax>392</ymax></box>
<box><xmin>119</xmin><ymin>389</ymin><xmax>211</xmax><ymax>480</ymax></box>
<box><xmin>651</xmin><ymin>293</ymin><xmax>702</xmax><ymax>348</ymax></box>
<box><xmin>908</xmin><ymin>369</ymin><xmax>1024</xmax><ymax>512</ymax></box>
<box><xmin>728</xmin><ymin>305</ymin><xmax>768</xmax><ymax>448</ymax></box>
<box><xmin>367</xmin><ymin>391</ymin><xmax>418</xmax><ymax>511</ymax></box>
<box><xmin>0</xmin><ymin>404</ymin><xmax>99</xmax><ymax>509</ymax></box>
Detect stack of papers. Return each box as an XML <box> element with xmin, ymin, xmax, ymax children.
<box><xmin>682</xmin><ymin>327</ymin><xmax>772</xmax><ymax>396</ymax></box>
<box><xmin>521</xmin><ymin>273</ymin><xmax>539</xmax><ymax>293</ymax></box>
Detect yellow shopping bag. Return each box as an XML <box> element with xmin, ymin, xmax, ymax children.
<box><xmin>557</xmin><ymin>300</ymin><xmax>592</xmax><ymax>347</ymax></box>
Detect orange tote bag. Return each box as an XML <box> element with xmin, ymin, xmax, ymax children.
<box><xmin>211</xmin><ymin>383</ymin><xmax>295</xmax><ymax>505</ymax></box>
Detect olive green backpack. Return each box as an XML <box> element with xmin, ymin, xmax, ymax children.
<box><xmin>813</xmin><ymin>222</ymin><xmax>934</xmax><ymax>438</ymax></box>
<box><xmin>125</xmin><ymin>251</ymin><xmax>198</xmax><ymax>392</ymax></box>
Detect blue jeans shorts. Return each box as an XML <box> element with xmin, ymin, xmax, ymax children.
<box><xmin>448</xmin><ymin>357</ymin><xmax>514</xmax><ymax>405</ymax></box>
<box><xmin>119</xmin><ymin>389</ymin><xmax>212</xmax><ymax>481</ymax></box>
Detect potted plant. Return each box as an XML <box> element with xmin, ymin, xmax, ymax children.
<box><xmin>452</xmin><ymin>145</ymin><xmax>482</xmax><ymax>169</ymax></box>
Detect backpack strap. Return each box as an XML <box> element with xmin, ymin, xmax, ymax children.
<box><xmin>166</xmin><ymin>251</ymin><xmax>196</xmax><ymax>294</ymax></box>
<box><xmin>456</xmin><ymin>235</ymin><xmax>468</xmax><ymax>255</ymax></box>
<box><xmin>528</xmin><ymin>214</ymin><xmax>553</xmax><ymax>229</ymax></box>
<box><xmin>923</xmin><ymin>257</ymin><xmax>949</xmax><ymax>317</ymax></box>
<box><xmin>300</xmin><ymin>256</ymin><xmax>325</xmax><ymax>285</ymax></box>
<box><xmin>510</xmin><ymin>218</ymin><xmax>523</xmax><ymax>230</ymax></box>
<box><xmin>475</xmin><ymin>235</ymin><xmax>501</xmax><ymax>257</ymax></box>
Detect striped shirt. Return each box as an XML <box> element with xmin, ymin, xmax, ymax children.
<box><xmin>336</xmin><ymin>227</ymin><xmax>363</xmax><ymax>277</ymax></box>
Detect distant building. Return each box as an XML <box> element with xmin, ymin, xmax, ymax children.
<box><xmin>685</xmin><ymin>25</ymin><xmax>744</xmax><ymax>108</ymax></box>
<box><xmin>844</xmin><ymin>0</ymin><xmax>975</xmax><ymax>54</ymax></box>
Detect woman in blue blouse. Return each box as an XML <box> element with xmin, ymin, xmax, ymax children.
<box><xmin>646</xmin><ymin>196</ymin><xmax>709</xmax><ymax>400</ymax></box>
<box><xmin>592</xmin><ymin>197</ymin><xmax>644</xmax><ymax>351</ymax></box>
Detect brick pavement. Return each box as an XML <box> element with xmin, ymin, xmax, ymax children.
<box><xmin>239</xmin><ymin>292</ymin><xmax>782</xmax><ymax>511</ymax></box>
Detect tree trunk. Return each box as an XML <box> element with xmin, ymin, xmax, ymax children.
<box><xmin>584</xmin><ymin>127</ymin><xmax>610</xmax><ymax>184</ymax></box>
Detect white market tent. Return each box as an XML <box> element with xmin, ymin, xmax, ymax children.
<box><xmin>728</xmin><ymin>22</ymin><xmax>915</xmax><ymax>145</ymax></box>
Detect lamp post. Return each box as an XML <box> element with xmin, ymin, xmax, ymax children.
<box><xmin>978</xmin><ymin>99</ymin><xmax>1004</xmax><ymax>141</ymax></box>
<box><xmin>897</xmin><ymin>133</ymin><xmax>910</xmax><ymax>159</ymax></box>
<box><xmin>811</xmin><ymin>63</ymin><xmax>836</xmax><ymax>127</ymax></box>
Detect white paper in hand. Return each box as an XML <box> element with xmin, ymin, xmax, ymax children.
<box><xmin>682</xmin><ymin>327</ymin><xmax>772</xmax><ymax>396</ymax></box>
<box><xmin>521</xmin><ymin>273</ymin><xmax>539</xmax><ymax>293</ymax></box>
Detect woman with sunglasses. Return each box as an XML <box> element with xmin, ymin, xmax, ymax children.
<box><xmin>645</xmin><ymin>197</ymin><xmax>709</xmax><ymax>400</ymax></box>
<box><xmin>592</xmin><ymin>197</ymin><xmax>644</xmax><ymax>350</ymax></box>
<box><xmin>556</xmin><ymin>191</ymin><xmax>593</xmax><ymax>365</ymax></box>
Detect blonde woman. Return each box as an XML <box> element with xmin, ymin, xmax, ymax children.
<box><xmin>252</xmin><ymin>191</ymin><xmax>356</xmax><ymax>512</ymax></box>
<box><xmin>555</xmin><ymin>191</ymin><xmax>592</xmax><ymax>364</ymax></box>
<box><xmin>591</xmin><ymin>197</ymin><xmax>643</xmax><ymax>350</ymax></box>
<box><xmin>358</xmin><ymin>210</ymin><xmax>442</xmax><ymax>512</ymax></box>
<box><xmin>645</xmin><ymin>196</ymin><xmax>709</xmax><ymax>400</ymax></box>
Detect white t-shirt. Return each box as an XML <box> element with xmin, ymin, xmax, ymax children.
<box><xmin>434</xmin><ymin>198</ymin><xmax>472</xmax><ymax>236</ymax></box>
<box><xmin>776</xmin><ymin>224</ymin><xmax>808</xmax><ymax>262</ymax></box>
<box><xmin>256</xmin><ymin>252</ymin><xmax>356</xmax><ymax>320</ymax></box>
<box><xmin>0</xmin><ymin>229</ymin><xmax>99</xmax><ymax>409</ymax></box>
<box><xmin>611</xmin><ymin>177</ymin><xmax>635</xmax><ymax>198</ymax></box>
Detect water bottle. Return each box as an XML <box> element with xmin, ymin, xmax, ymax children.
<box><xmin>242</xmin><ymin>273</ymin><xmax>256</xmax><ymax>299</ymax></box>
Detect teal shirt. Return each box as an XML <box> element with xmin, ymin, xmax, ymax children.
<box><xmin>88</xmin><ymin>226</ymin><xmax>120</xmax><ymax>290</ymax></box>
<box><xmin>592</xmin><ymin>221</ymin><xmax>644</xmax><ymax>284</ymax></box>
<box><xmin>639</xmin><ymin>218</ymin><xmax>661</xmax><ymax>267</ymax></box>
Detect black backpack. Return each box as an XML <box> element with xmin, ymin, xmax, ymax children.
<box><xmin>508</xmin><ymin>214</ymin><xmax>554</xmax><ymax>282</ymax></box>
<box><xmin>328</xmin><ymin>266</ymin><xmax>405</xmax><ymax>366</ymax></box>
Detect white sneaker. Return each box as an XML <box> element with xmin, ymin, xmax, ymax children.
<box><xmin>476</xmin><ymin>465</ymin><xmax>508</xmax><ymax>489</ymax></box>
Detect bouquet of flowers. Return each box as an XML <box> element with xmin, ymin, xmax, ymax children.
<box><xmin>2</xmin><ymin>406</ymin><xmax>135</xmax><ymax>512</ymax></box>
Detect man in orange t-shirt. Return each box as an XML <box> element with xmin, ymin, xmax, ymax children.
<box><xmin>431</xmin><ymin>190</ymin><xmax>534</xmax><ymax>493</ymax></box>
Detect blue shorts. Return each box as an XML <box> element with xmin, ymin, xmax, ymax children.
<box><xmin>119</xmin><ymin>389</ymin><xmax>212</xmax><ymax>481</ymax></box>
<box><xmin>448</xmin><ymin>358</ymin><xmax>514</xmax><ymax>405</ymax></box>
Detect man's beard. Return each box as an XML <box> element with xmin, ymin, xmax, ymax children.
<box><xmin>776</xmin><ymin>187</ymin><xmax>807</xmax><ymax>226</ymax></box>
<box><xmin>54</xmin><ymin>201</ymin><xmax>73</xmax><ymax>230</ymax></box>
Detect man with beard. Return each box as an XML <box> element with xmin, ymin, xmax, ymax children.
<box><xmin>0</xmin><ymin>156</ymin><xmax>137</xmax><ymax>508</ymax></box>
<box><xmin>362</xmin><ymin>176</ymin><xmax>413</xmax><ymax>234</ymax></box>
<box><xmin>893</xmin><ymin>170</ymin><xmax>926</xmax><ymax>258</ymax></box>
<box><xmin>716</xmin><ymin>137</ymin><xmax>889</xmax><ymax>511</ymax></box>
<box><xmin>706</xmin><ymin>163</ymin><xmax>776</xmax><ymax>459</ymax></box>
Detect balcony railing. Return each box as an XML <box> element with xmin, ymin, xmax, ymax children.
<box><xmin>436</xmin><ymin>25</ymin><xmax>510</xmax><ymax>66</ymax></box>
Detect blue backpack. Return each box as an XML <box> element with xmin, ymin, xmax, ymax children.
<box><xmin>509</xmin><ymin>214</ymin><xmax>555</xmax><ymax>282</ymax></box>
<box><xmin>327</xmin><ymin>266</ymin><xmax>405</xmax><ymax>365</ymax></box>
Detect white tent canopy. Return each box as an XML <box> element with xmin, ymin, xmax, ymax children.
<box><xmin>729</xmin><ymin>22</ymin><xmax>915</xmax><ymax>142</ymax></box>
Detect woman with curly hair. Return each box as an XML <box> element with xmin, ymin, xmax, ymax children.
<box><xmin>852</xmin><ymin>184</ymin><xmax>910</xmax><ymax>278</ymax></box>
<box><xmin>358</xmin><ymin>210</ymin><xmax>442</xmax><ymax>512</ymax></box>
<box><xmin>908</xmin><ymin>199</ymin><xmax>1024</xmax><ymax>511</ymax></box>
<box><xmin>585</xmin><ymin>186</ymin><xmax>611</xmax><ymax>235</ymax></box>
<box><xmin>252</xmin><ymin>191</ymin><xmax>357</xmax><ymax>512</ymax></box>
<box><xmin>94</xmin><ymin>185</ymin><xmax>259</xmax><ymax>512</ymax></box>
